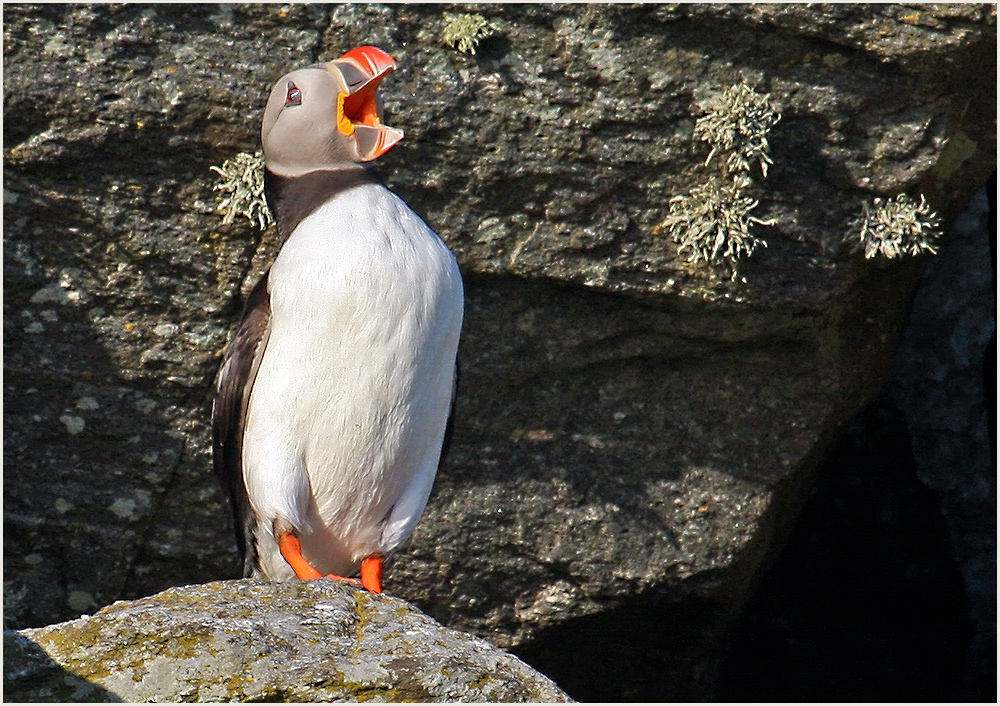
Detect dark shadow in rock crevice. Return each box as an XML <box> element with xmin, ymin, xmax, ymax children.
<box><xmin>510</xmin><ymin>579</ymin><xmax>745</xmax><ymax>702</ymax></box>
<box><xmin>3</xmin><ymin>629</ymin><xmax>123</xmax><ymax>702</ymax></box>
<box><xmin>715</xmin><ymin>392</ymin><xmax>975</xmax><ymax>702</ymax></box>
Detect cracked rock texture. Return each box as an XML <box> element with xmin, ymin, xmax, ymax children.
<box><xmin>3</xmin><ymin>4</ymin><xmax>996</xmax><ymax>701</ymax></box>
<box><xmin>3</xmin><ymin>580</ymin><xmax>572</xmax><ymax>703</ymax></box>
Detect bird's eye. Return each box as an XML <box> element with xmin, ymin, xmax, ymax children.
<box><xmin>285</xmin><ymin>81</ymin><xmax>302</xmax><ymax>107</ymax></box>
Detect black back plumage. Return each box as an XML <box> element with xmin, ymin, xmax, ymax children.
<box><xmin>264</xmin><ymin>167</ymin><xmax>382</xmax><ymax>240</ymax></box>
<box><xmin>212</xmin><ymin>272</ymin><xmax>271</xmax><ymax>576</ymax></box>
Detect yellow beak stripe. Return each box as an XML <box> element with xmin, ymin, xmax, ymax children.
<box><xmin>337</xmin><ymin>92</ymin><xmax>355</xmax><ymax>136</ymax></box>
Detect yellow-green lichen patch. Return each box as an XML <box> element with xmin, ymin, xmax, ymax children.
<box><xmin>441</xmin><ymin>13</ymin><xmax>496</xmax><ymax>55</ymax></box>
<box><xmin>15</xmin><ymin>579</ymin><xmax>572</xmax><ymax>702</ymax></box>
<box><xmin>351</xmin><ymin>589</ymin><xmax>376</xmax><ymax>636</ymax></box>
<box><xmin>32</xmin><ymin>619</ymin><xmax>118</xmax><ymax>682</ymax></box>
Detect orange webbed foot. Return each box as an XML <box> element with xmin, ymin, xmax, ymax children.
<box><xmin>277</xmin><ymin>531</ymin><xmax>323</xmax><ymax>580</ymax></box>
<box><xmin>323</xmin><ymin>573</ymin><xmax>363</xmax><ymax>588</ymax></box>
<box><xmin>360</xmin><ymin>556</ymin><xmax>383</xmax><ymax>594</ymax></box>
<box><xmin>277</xmin><ymin>530</ymin><xmax>384</xmax><ymax>593</ymax></box>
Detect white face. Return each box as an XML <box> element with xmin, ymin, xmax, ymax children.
<box><xmin>260</xmin><ymin>55</ymin><xmax>404</xmax><ymax>177</ymax></box>
<box><xmin>261</xmin><ymin>65</ymin><xmax>360</xmax><ymax>177</ymax></box>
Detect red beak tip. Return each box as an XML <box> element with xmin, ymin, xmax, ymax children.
<box><xmin>338</xmin><ymin>45</ymin><xmax>397</xmax><ymax>75</ymax></box>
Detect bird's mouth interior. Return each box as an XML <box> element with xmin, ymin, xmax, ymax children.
<box><xmin>329</xmin><ymin>47</ymin><xmax>404</xmax><ymax>160</ymax></box>
<box><xmin>339</xmin><ymin>79</ymin><xmax>384</xmax><ymax>135</ymax></box>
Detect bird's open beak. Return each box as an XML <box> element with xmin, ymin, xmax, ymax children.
<box><xmin>327</xmin><ymin>46</ymin><xmax>405</xmax><ymax>162</ymax></box>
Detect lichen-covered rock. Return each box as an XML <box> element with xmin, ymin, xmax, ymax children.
<box><xmin>3</xmin><ymin>3</ymin><xmax>995</xmax><ymax>701</ymax></box>
<box><xmin>3</xmin><ymin>580</ymin><xmax>572</xmax><ymax>703</ymax></box>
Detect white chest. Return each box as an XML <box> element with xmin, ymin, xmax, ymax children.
<box><xmin>242</xmin><ymin>183</ymin><xmax>463</xmax><ymax>576</ymax></box>
<box><xmin>270</xmin><ymin>191</ymin><xmax>452</xmax><ymax>351</ymax></box>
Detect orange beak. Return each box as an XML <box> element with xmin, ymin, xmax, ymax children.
<box><xmin>327</xmin><ymin>46</ymin><xmax>405</xmax><ymax>161</ymax></box>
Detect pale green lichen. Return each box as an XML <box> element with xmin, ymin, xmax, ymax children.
<box><xmin>657</xmin><ymin>82</ymin><xmax>781</xmax><ymax>277</ymax></box>
<box><xmin>210</xmin><ymin>151</ymin><xmax>273</xmax><ymax>230</ymax></box>
<box><xmin>846</xmin><ymin>193</ymin><xmax>940</xmax><ymax>259</ymax></box>
<box><xmin>661</xmin><ymin>177</ymin><xmax>772</xmax><ymax>266</ymax></box>
<box><xmin>694</xmin><ymin>82</ymin><xmax>781</xmax><ymax>180</ymax></box>
<box><xmin>442</xmin><ymin>13</ymin><xmax>496</xmax><ymax>55</ymax></box>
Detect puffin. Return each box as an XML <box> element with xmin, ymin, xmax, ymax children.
<box><xmin>212</xmin><ymin>46</ymin><xmax>463</xmax><ymax>594</ymax></box>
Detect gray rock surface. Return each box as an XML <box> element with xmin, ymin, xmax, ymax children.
<box><xmin>3</xmin><ymin>4</ymin><xmax>996</xmax><ymax>700</ymax></box>
<box><xmin>4</xmin><ymin>579</ymin><xmax>571</xmax><ymax>703</ymax></box>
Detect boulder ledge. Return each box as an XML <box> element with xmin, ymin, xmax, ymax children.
<box><xmin>3</xmin><ymin>579</ymin><xmax>572</xmax><ymax>703</ymax></box>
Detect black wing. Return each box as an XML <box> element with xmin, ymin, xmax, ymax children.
<box><xmin>212</xmin><ymin>272</ymin><xmax>272</xmax><ymax>577</ymax></box>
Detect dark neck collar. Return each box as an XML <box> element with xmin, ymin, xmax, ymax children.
<box><xmin>264</xmin><ymin>167</ymin><xmax>383</xmax><ymax>240</ymax></box>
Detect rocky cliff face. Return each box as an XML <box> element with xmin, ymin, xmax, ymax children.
<box><xmin>3</xmin><ymin>4</ymin><xmax>995</xmax><ymax>701</ymax></box>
